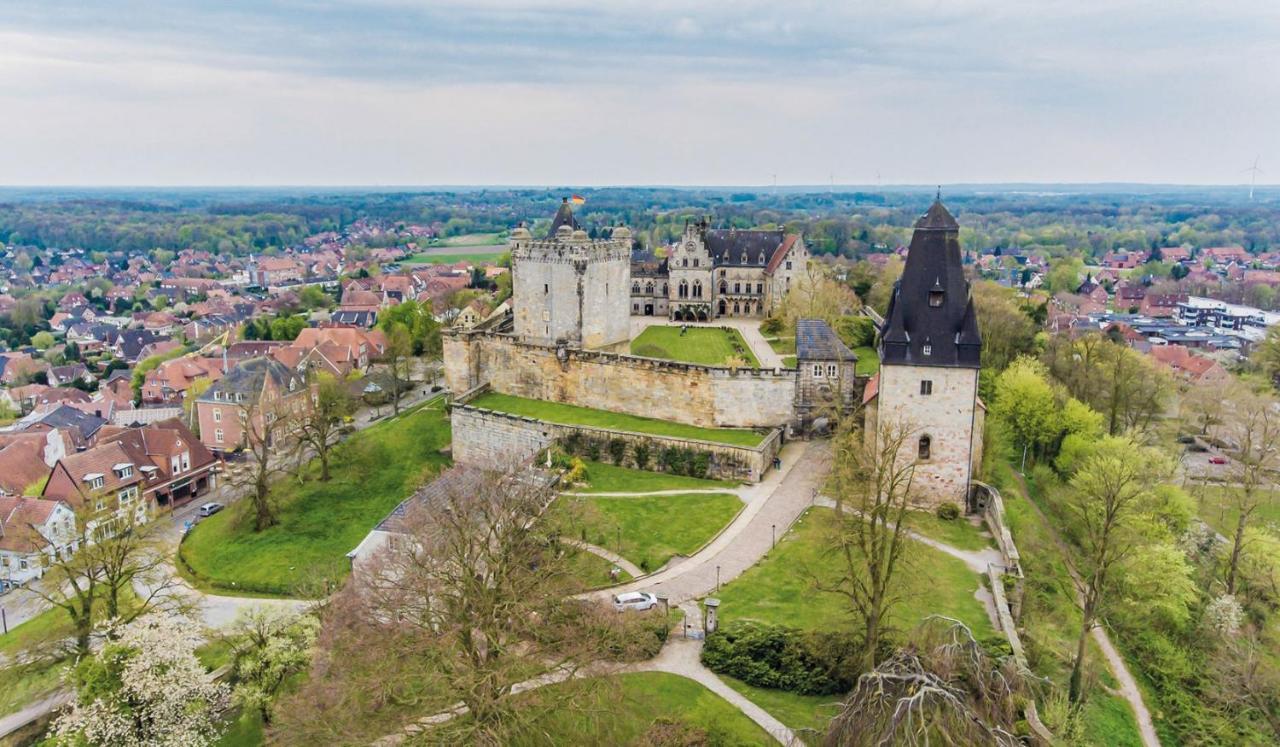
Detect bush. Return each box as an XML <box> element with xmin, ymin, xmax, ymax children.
<box><xmin>690</xmin><ymin>452</ymin><xmax>711</xmax><ymax>478</ymax></box>
<box><xmin>701</xmin><ymin>621</ymin><xmax>861</xmax><ymax>695</ymax></box>
<box><xmin>585</xmin><ymin>438</ymin><xmax>602</xmax><ymax>462</ymax></box>
<box><xmin>936</xmin><ymin>502</ymin><xmax>961</xmax><ymax>521</ymax></box>
<box><xmin>633</xmin><ymin>443</ymin><xmax>651</xmax><ymax>471</ymax></box>
<box><xmin>563</xmin><ymin>431</ymin><xmax>584</xmax><ymax>456</ymax></box>
<box><xmin>607</xmin><ymin>438</ymin><xmax>628</xmax><ymax>466</ymax></box>
<box><xmin>760</xmin><ymin>317</ymin><xmax>785</xmax><ymax>336</ymax></box>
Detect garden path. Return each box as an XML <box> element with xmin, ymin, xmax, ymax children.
<box><xmin>564</xmin><ymin>539</ymin><xmax>644</xmax><ymax>578</ymax></box>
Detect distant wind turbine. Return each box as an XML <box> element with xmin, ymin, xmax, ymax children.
<box><xmin>1243</xmin><ymin>157</ymin><xmax>1263</xmax><ymax>201</ymax></box>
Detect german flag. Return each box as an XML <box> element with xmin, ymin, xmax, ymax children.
<box><xmin>570</xmin><ymin>195</ymin><xmax>586</xmax><ymax>206</ymax></box>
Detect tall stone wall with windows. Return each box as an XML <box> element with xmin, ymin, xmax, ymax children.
<box><xmin>444</xmin><ymin>331</ymin><xmax>796</xmax><ymax>429</ymax></box>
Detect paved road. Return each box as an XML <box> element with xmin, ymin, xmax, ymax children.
<box><xmin>600</xmin><ymin>440</ymin><xmax>829</xmax><ymax>605</ymax></box>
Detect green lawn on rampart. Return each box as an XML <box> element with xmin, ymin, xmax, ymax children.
<box><xmin>467</xmin><ymin>392</ymin><xmax>768</xmax><ymax>447</ymax></box>
<box><xmin>179</xmin><ymin>397</ymin><xmax>452</xmax><ymax>596</ymax></box>
<box><xmin>630</xmin><ymin>326</ymin><xmax>761</xmax><ymax>368</ymax></box>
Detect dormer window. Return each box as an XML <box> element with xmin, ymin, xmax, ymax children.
<box><xmin>112</xmin><ymin>463</ymin><xmax>133</xmax><ymax>479</ymax></box>
<box><xmin>84</xmin><ymin>473</ymin><xmax>105</xmax><ymax>490</ymax></box>
<box><xmin>923</xmin><ymin>344</ymin><xmax>932</xmax><ymax>356</ymax></box>
<box><xmin>929</xmin><ymin>283</ymin><xmax>945</xmax><ymax>307</ymax></box>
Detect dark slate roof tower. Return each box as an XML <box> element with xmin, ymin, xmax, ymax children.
<box><xmin>879</xmin><ymin>198</ymin><xmax>981</xmax><ymax>368</ymax></box>
<box><xmin>545</xmin><ymin>197</ymin><xmax>582</xmax><ymax>238</ymax></box>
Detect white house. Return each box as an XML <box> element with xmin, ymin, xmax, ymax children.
<box><xmin>0</xmin><ymin>497</ymin><xmax>77</xmax><ymax>587</ymax></box>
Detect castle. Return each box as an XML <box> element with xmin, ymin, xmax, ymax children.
<box><xmin>445</xmin><ymin>197</ymin><xmax>981</xmax><ymax>503</ymax></box>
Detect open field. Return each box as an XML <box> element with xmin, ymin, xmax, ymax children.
<box><xmin>402</xmin><ymin>251</ymin><xmax>504</xmax><ymax>265</ymax></box>
<box><xmin>575</xmin><ymin>460</ymin><xmax>738</xmax><ymax>493</ymax></box>
<box><xmin>630</xmin><ymin>326</ymin><xmax>761</xmax><ymax>368</ymax></box>
<box><xmin>508</xmin><ymin>672</ymin><xmax>773</xmax><ymax>746</ymax></box>
<box><xmin>468</xmin><ymin>392</ymin><xmax>768</xmax><ymax>447</ymax></box>
<box><xmin>901</xmin><ymin>510</ymin><xmax>992</xmax><ymax>552</ymax></box>
<box><xmin>552</xmin><ymin>492</ymin><xmax>743</xmax><ymax>573</ymax></box>
<box><xmin>713</xmin><ymin>507</ymin><xmax>994</xmax><ymax>637</ymax></box>
<box><xmin>179</xmin><ymin>397</ymin><xmax>452</xmax><ymax>596</ymax></box>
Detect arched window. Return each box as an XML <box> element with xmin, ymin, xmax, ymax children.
<box><xmin>678</xmin><ymin>280</ymin><xmax>689</xmax><ymax>299</ymax></box>
<box><xmin>733</xmin><ymin>301</ymin><xmax>740</xmax><ymax>314</ymax></box>
<box><xmin>734</xmin><ymin>282</ymin><xmax>741</xmax><ymax>293</ymax></box>
<box><xmin>918</xmin><ymin>435</ymin><xmax>932</xmax><ymax>461</ymax></box>
<box><xmin>662</xmin><ymin>283</ymin><xmax>668</xmax><ymax>295</ymax></box>
<box><xmin>682</xmin><ymin>258</ymin><xmax>688</xmax><ymax>268</ymax></box>
<box><xmin>693</xmin><ymin>280</ymin><xmax>703</xmax><ymax>298</ymax></box>
<box><xmin>719</xmin><ymin>281</ymin><xmax>728</xmax><ymax>294</ymax></box>
<box><xmin>645</xmin><ymin>282</ymin><xmax>654</xmax><ymax>295</ymax></box>
<box><xmin>632</xmin><ymin>282</ymin><xmax>640</xmax><ymax>294</ymax></box>
<box><xmin>718</xmin><ymin>299</ymin><xmax>727</xmax><ymax>315</ymax></box>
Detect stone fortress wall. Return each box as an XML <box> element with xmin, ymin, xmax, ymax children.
<box><xmin>451</xmin><ymin>403</ymin><xmax>783</xmax><ymax>482</ymax></box>
<box><xmin>444</xmin><ymin>330</ymin><xmax>797</xmax><ymax>429</ymax></box>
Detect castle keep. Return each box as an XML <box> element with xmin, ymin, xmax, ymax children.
<box><xmin>863</xmin><ymin>197</ymin><xmax>984</xmax><ymax>505</ymax></box>
<box><xmin>510</xmin><ymin>198</ymin><xmax>632</xmax><ymax>350</ymax></box>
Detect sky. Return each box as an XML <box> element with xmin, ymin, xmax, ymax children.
<box><xmin>0</xmin><ymin>0</ymin><xmax>1277</xmax><ymax>187</ymax></box>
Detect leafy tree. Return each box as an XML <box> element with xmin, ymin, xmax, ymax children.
<box><xmin>991</xmin><ymin>357</ymin><xmax>1059</xmax><ymax>463</ymax></box>
<box><xmin>52</xmin><ymin>615</ymin><xmax>229</xmax><ymax>747</ymax></box>
<box><xmin>971</xmin><ymin>281</ymin><xmax>1038</xmax><ymax>373</ymax></box>
<box><xmin>227</xmin><ymin>401</ymin><xmax>299</xmax><ymax>531</ymax></box>
<box><xmin>379</xmin><ymin>323</ymin><xmax>414</xmax><ymax>416</ymax></box>
<box><xmin>377</xmin><ymin>299</ymin><xmax>442</xmax><ymax>358</ymax></box>
<box><xmin>1220</xmin><ymin>386</ymin><xmax>1280</xmax><ymax>594</ymax></box>
<box><xmin>296</xmin><ymin>372</ymin><xmax>356</xmax><ymax>481</ymax></box>
<box><xmin>298</xmin><ymin>284</ymin><xmax>332</xmax><ymax>310</ymax></box>
<box><xmin>1064</xmin><ymin>437</ymin><xmax>1170</xmax><ymax>703</ymax></box>
<box><xmin>227</xmin><ymin>607</ymin><xmax>319</xmax><ymax>726</ymax></box>
<box><xmin>31</xmin><ymin>330</ymin><xmax>54</xmax><ymax>350</ymax></box>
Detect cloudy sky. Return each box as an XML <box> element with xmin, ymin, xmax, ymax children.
<box><xmin>0</xmin><ymin>0</ymin><xmax>1277</xmax><ymax>186</ymax></box>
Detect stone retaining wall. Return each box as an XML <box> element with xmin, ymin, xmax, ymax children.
<box><xmin>444</xmin><ymin>330</ymin><xmax>796</xmax><ymax>429</ymax></box>
<box><xmin>451</xmin><ymin>404</ymin><xmax>782</xmax><ymax>482</ymax></box>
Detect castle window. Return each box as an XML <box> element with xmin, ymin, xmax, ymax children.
<box><xmin>719</xmin><ymin>281</ymin><xmax>727</xmax><ymax>294</ymax></box>
<box><xmin>645</xmin><ymin>282</ymin><xmax>654</xmax><ymax>294</ymax></box>
<box><xmin>923</xmin><ymin>344</ymin><xmax>932</xmax><ymax>356</ymax></box>
<box><xmin>678</xmin><ymin>280</ymin><xmax>689</xmax><ymax>299</ymax></box>
<box><xmin>918</xmin><ymin>435</ymin><xmax>932</xmax><ymax>460</ymax></box>
<box><xmin>632</xmin><ymin>283</ymin><xmax>640</xmax><ymax>294</ymax></box>
<box><xmin>756</xmin><ymin>283</ymin><xmax>763</xmax><ymax>294</ymax></box>
<box><xmin>693</xmin><ymin>259</ymin><xmax>700</xmax><ymax>268</ymax></box>
<box><xmin>920</xmin><ymin>380</ymin><xmax>933</xmax><ymax>395</ymax></box>
<box><xmin>682</xmin><ymin>259</ymin><xmax>688</xmax><ymax>268</ymax></box>
<box><xmin>812</xmin><ymin>364</ymin><xmax>824</xmax><ymax>377</ymax></box>
<box><xmin>929</xmin><ymin>289</ymin><xmax>944</xmax><ymax>307</ymax></box>
<box><xmin>827</xmin><ymin>364</ymin><xmax>837</xmax><ymax>377</ymax></box>
<box><xmin>544</xmin><ymin>284</ymin><xmax>549</xmax><ymax>294</ymax></box>
<box><xmin>693</xmin><ymin>281</ymin><xmax>703</xmax><ymax>298</ymax></box>
<box><xmin>733</xmin><ymin>302</ymin><xmax>740</xmax><ymax>313</ymax></box>
<box><xmin>734</xmin><ymin>282</ymin><xmax>741</xmax><ymax>293</ymax></box>
<box><xmin>785</xmin><ymin>261</ymin><xmax>792</xmax><ymax>270</ymax></box>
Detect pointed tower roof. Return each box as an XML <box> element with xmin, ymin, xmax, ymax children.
<box><xmin>877</xmin><ymin>198</ymin><xmax>981</xmax><ymax>369</ymax></box>
<box><xmin>545</xmin><ymin>197</ymin><xmax>582</xmax><ymax>239</ymax></box>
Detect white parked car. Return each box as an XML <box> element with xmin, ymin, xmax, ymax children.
<box><xmin>612</xmin><ymin>591</ymin><xmax>658</xmax><ymax>612</ymax></box>
<box><xmin>197</xmin><ymin>502</ymin><xmax>224</xmax><ymax>518</ymax></box>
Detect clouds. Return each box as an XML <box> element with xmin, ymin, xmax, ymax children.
<box><xmin>0</xmin><ymin>1</ymin><xmax>1276</xmax><ymax>185</ymax></box>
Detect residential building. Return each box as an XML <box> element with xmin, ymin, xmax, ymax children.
<box><xmin>42</xmin><ymin>441</ymin><xmax>151</xmax><ymax>527</ymax></box>
<box><xmin>0</xmin><ymin>497</ymin><xmax>77</xmax><ymax>587</ymax></box>
<box><xmin>194</xmin><ymin>357</ymin><xmax>310</xmax><ymax>452</ymax></box>
<box><xmin>96</xmin><ymin>419</ymin><xmax>219</xmax><ymax>510</ymax></box>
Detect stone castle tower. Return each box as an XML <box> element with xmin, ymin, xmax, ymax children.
<box><xmin>863</xmin><ymin>197</ymin><xmax>984</xmax><ymax>506</ymax></box>
<box><xmin>510</xmin><ymin>199</ymin><xmax>632</xmax><ymax>350</ymax></box>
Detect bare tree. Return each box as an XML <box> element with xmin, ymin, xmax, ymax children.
<box><xmin>818</xmin><ymin>418</ymin><xmax>920</xmax><ymax>670</ymax></box>
<box><xmin>380</xmin><ymin>322</ymin><xmax>413</xmax><ymax>416</ymax></box>
<box><xmin>274</xmin><ymin>468</ymin><xmax>656</xmax><ymax>745</ymax></box>
<box><xmin>1064</xmin><ymin>437</ymin><xmax>1168</xmax><ymax>703</ymax></box>
<box><xmin>26</xmin><ymin>511</ymin><xmax>191</xmax><ymax>657</ymax></box>
<box><xmin>825</xmin><ymin>617</ymin><xmax>1028</xmax><ymax>747</ymax></box>
<box><xmin>1207</xmin><ymin>629</ymin><xmax>1280</xmax><ymax>739</ymax></box>
<box><xmin>227</xmin><ymin>401</ymin><xmax>299</xmax><ymax>532</ymax></box>
<box><xmin>295</xmin><ymin>371</ymin><xmax>355</xmax><ymax>482</ymax></box>
<box><xmin>1221</xmin><ymin>387</ymin><xmax>1280</xmax><ymax>594</ymax></box>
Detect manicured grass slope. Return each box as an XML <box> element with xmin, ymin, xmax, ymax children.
<box><xmin>510</xmin><ymin>672</ymin><xmax>773</xmax><ymax>746</ymax></box>
<box><xmin>630</xmin><ymin>325</ymin><xmax>761</xmax><ymax>368</ymax></box>
<box><xmin>468</xmin><ymin>392</ymin><xmax>766</xmax><ymax>447</ymax></box>
<box><xmin>853</xmin><ymin>346</ymin><xmax>879</xmax><ymax>376</ymax></box>
<box><xmin>902</xmin><ymin>510</ymin><xmax>993</xmax><ymax>552</ymax></box>
<box><xmin>554</xmin><ymin>492</ymin><xmax>743</xmax><ymax>572</ymax></box>
<box><xmin>714</xmin><ymin>508</ymin><xmax>993</xmax><ymax>637</ymax></box>
<box><xmin>180</xmin><ymin>398</ymin><xmax>451</xmax><ymax>595</ymax></box>
<box><xmin>577</xmin><ymin>460</ymin><xmax>738</xmax><ymax>493</ymax></box>
<box><xmin>721</xmin><ymin>675</ymin><xmax>838</xmax><ymax>742</ymax></box>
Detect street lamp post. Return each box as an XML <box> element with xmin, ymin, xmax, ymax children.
<box><xmin>716</xmin><ymin>564</ymin><xmax>721</xmax><ymax>592</ymax></box>
<box><xmin>772</xmin><ymin>524</ymin><xmax>776</xmax><ymax>549</ymax></box>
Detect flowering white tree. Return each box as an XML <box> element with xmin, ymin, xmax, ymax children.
<box><xmin>52</xmin><ymin>616</ymin><xmax>229</xmax><ymax>747</ymax></box>
<box><xmin>226</xmin><ymin>606</ymin><xmax>319</xmax><ymax>725</ymax></box>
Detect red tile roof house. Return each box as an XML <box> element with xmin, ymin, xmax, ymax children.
<box><xmin>0</xmin><ymin>439</ymin><xmax>52</xmax><ymax>496</ymax></box>
<box><xmin>1139</xmin><ymin>292</ymin><xmax>1187</xmax><ymax>318</ymax></box>
<box><xmin>1202</xmin><ymin>246</ymin><xmax>1252</xmax><ymax>265</ymax></box>
<box><xmin>194</xmin><ymin>357</ymin><xmax>311</xmax><ymax>453</ymax></box>
<box><xmin>0</xmin><ymin>497</ymin><xmax>77</xmax><ymax>587</ymax></box>
<box><xmin>1148</xmin><ymin>345</ymin><xmax>1231</xmax><ymax>387</ymax></box>
<box><xmin>141</xmin><ymin>355</ymin><xmax>228</xmax><ymax>406</ymax></box>
<box><xmin>42</xmin><ymin>441</ymin><xmax>151</xmax><ymax>531</ymax></box>
<box><xmin>95</xmin><ymin>419</ymin><xmax>220</xmax><ymax>511</ymax></box>
<box><xmin>1101</xmin><ymin>250</ymin><xmax>1148</xmax><ymax>269</ymax></box>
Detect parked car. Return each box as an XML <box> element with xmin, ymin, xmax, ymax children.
<box><xmin>197</xmin><ymin>502</ymin><xmax>225</xmax><ymax>518</ymax></box>
<box><xmin>612</xmin><ymin>591</ymin><xmax>658</xmax><ymax>612</ymax></box>
<box><xmin>1209</xmin><ymin>456</ymin><xmax>1228</xmax><ymax>465</ymax></box>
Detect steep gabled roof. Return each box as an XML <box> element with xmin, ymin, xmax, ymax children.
<box><xmin>545</xmin><ymin>198</ymin><xmax>582</xmax><ymax>239</ymax></box>
<box><xmin>796</xmin><ymin>319</ymin><xmax>857</xmax><ymax>362</ymax></box>
<box><xmin>878</xmin><ymin>198</ymin><xmax>981</xmax><ymax>369</ymax></box>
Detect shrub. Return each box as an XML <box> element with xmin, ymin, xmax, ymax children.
<box><xmin>633</xmin><ymin>443</ymin><xmax>651</xmax><ymax>470</ymax></box>
<box><xmin>936</xmin><ymin>502</ymin><xmax>961</xmax><ymax>521</ymax></box>
<box><xmin>761</xmin><ymin>317</ymin><xmax>785</xmax><ymax>336</ymax></box>
<box><xmin>660</xmin><ymin>447</ymin><xmax>683</xmax><ymax>473</ymax></box>
<box><xmin>690</xmin><ymin>451</ymin><xmax>712</xmax><ymax>478</ymax></box>
<box><xmin>563</xmin><ymin>431</ymin><xmax>583</xmax><ymax>456</ymax></box>
<box><xmin>585</xmin><ymin>438</ymin><xmax>602</xmax><ymax>462</ymax></box>
<box><xmin>607</xmin><ymin>438</ymin><xmax>628</xmax><ymax>465</ymax></box>
<box><xmin>701</xmin><ymin>621</ymin><xmax>861</xmax><ymax>695</ymax></box>
<box><xmin>565</xmin><ymin>457</ymin><xmax>587</xmax><ymax>485</ymax></box>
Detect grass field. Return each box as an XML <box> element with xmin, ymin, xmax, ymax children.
<box><xmin>575</xmin><ymin>460</ymin><xmax>738</xmax><ymax>493</ymax></box>
<box><xmin>713</xmin><ymin>508</ymin><xmax>994</xmax><ymax>638</ymax></box>
<box><xmin>563</xmin><ymin>545</ymin><xmax>633</xmax><ymax>588</ymax></box>
<box><xmin>902</xmin><ymin>510</ymin><xmax>992</xmax><ymax>552</ymax></box>
<box><xmin>1190</xmin><ymin>483</ymin><xmax>1280</xmax><ymax>537</ymax></box>
<box><xmin>765</xmin><ymin>336</ymin><xmax>796</xmax><ymax>355</ymax></box>
<box><xmin>402</xmin><ymin>251</ymin><xmax>504</xmax><ymax>265</ymax></box>
<box><xmin>721</xmin><ymin>675</ymin><xmax>838</xmax><ymax>743</ymax></box>
<box><xmin>468</xmin><ymin>392</ymin><xmax>767</xmax><ymax>447</ymax></box>
<box><xmin>783</xmin><ymin>355</ymin><xmax>797</xmax><ymax>368</ymax></box>
<box><xmin>552</xmin><ymin>492</ymin><xmax>743</xmax><ymax>572</ymax></box>
<box><xmin>630</xmin><ymin>326</ymin><xmax>761</xmax><ymax>368</ymax></box>
<box><xmin>854</xmin><ymin>346</ymin><xmax>879</xmax><ymax>376</ymax></box>
<box><xmin>436</xmin><ymin>232</ymin><xmax>505</xmax><ymax>247</ymax></box>
<box><xmin>179</xmin><ymin>397</ymin><xmax>452</xmax><ymax>596</ymax></box>
<box><xmin>509</xmin><ymin>672</ymin><xmax>773</xmax><ymax>746</ymax></box>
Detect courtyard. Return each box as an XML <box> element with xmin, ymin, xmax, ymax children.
<box><xmin>630</xmin><ymin>325</ymin><xmax>761</xmax><ymax>368</ymax></box>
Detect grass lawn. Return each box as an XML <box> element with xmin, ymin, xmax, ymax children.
<box><xmin>552</xmin><ymin>492</ymin><xmax>743</xmax><ymax>573</ymax></box>
<box><xmin>436</xmin><ymin>231</ymin><xmax>505</xmax><ymax>247</ymax></box>
<box><xmin>179</xmin><ymin>397</ymin><xmax>452</xmax><ymax>596</ymax></box>
<box><xmin>713</xmin><ymin>508</ymin><xmax>994</xmax><ymax>638</ymax></box>
<box><xmin>783</xmin><ymin>355</ymin><xmax>797</xmax><ymax>368</ymax></box>
<box><xmin>765</xmin><ymin>336</ymin><xmax>796</xmax><ymax>355</ymax></box>
<box><xmin>402</xmin><ymin>250</ymin><xmax>504</xmax><ymax>265</ymax></box>
<box><xmin>510</xmin><ymin>671</ymin><xmax>773</xmax><ymax>746</ymax></box>
<box><xmin>901</xmin><ymin>510</ymin><xmax>993</xmax><ymax>552</ymax></box>
<box><xmin>562</xmin><ymin>546</ymin><xmax>633</xmax><ymax>589</ymax></box>
<box><xmin>468</xmin><ymin>392</ymin><xmax>767</xmax><ymax>447</ymax></box>
<box><xmin>630</xmin><ymin>325</ymin><xmax>761</xmax><ymax>368</ymax></box>
<box><xmin>0</xmin><ymin>660</ymin><xmax>67</xmax><ymax>717</ymax></box>
<box><xmin>1190</xmin><ymin>483</ymin><xmax>1280</xmax><ymax>537</ymax></box>
<box><xmin>854</xmin><ymin>346</ymin><xmax>879</xmax><ymax>376</ymax></box>
<box><xmin>575</xmin><ymin>460</ymin><xmax>738</xmax><ymax>493</ymax></box>
<box><xmin>215</xmin><ymin>708</ymin><xmax>265</xmax><ymax>747</ymax></box>
<box><xmin>721</xmin><ymin>674</ymin><xmax>839</xmax><ymax>743</ymax></box>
